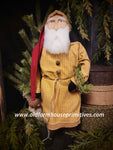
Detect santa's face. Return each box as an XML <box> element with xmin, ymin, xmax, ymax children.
<box><xmin>43</xmin><ymin>15</ymin><xmax>70</xmax><ymax>54</ymax></box>
<box><xmin>46</xmin><ymin>15</ymin><xmax>68</xmax><ymax>30</ymax></box>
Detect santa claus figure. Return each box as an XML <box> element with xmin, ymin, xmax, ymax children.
<box><xmin>28</xmin><ymin>10</ymin><xmax>90</xmax><ymax>148</ymax></box>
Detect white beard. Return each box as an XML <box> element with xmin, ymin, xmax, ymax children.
<box><xmin>43</xmin><ymin>26</ymin><xmax>70</xmax><ymax>54</ymax></box>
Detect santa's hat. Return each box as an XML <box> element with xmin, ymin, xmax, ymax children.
<box><xmin>30</xmin><ymin>10</ymin><xmax>71</xmax><ymax>101</ymax></box>
<box><xmin>30</xmin><ymin>28</ymin><xmax>44</xmax><ymax>101</ymax></box>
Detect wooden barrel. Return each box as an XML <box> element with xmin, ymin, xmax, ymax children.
<box><xmin>81</xmin><ymin>104</ymin><xmax>113</xmax><ymax>131</ymax></box>
<box><xmin>81</xmin><ymin>65</ymin><xmax>113</xmax><ymax>130</ymax></box>
<box><xmin>89</xmin><ymin>65</ymin><xmax>113</xmax><ymax>85</ymax></box>
<box><xmin>83</xmin><ymin>85</ymin><xmax>113</xmax><ymax>105</ymax></box>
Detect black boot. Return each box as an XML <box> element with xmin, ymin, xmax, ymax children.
<box><xmin>45</xmin><ymin>128</ymin><xmax>74</xmax><ymax>150</ymax></box>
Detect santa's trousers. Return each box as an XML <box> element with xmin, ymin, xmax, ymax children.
<box><xmin>40</xmin><ymin>125</ymin><xmax>81</xmax><ymax>150</ymax></box>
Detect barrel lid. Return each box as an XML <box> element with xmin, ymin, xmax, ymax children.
<box><xmin>91</xmin><ymin>65</ymin><xmax>113</xmax><ymax>72</ymax></box>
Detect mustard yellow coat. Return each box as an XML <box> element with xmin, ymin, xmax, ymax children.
<box><xmin>36</xmin><ymin>41</ymin><xmax>90</xmax><ymax>130</ymax></box>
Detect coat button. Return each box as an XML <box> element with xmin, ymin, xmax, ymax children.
<box><xmin>56</xmin><ymin>70</ymin><xmax>61</xmax><ymax>76</ymax></box>
<box><xmin>56</xmin><ymin>60</ymin><xmax>60</xmax><ymax>66</ymax></box>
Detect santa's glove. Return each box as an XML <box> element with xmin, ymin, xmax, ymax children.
<box><xmin>35</xmin><ymin>93</ymin><xmax>41</xmax><ymax>99</ymax></box>
<box><xmin>68</xmin><ymin>81</ymin><xmax>78</xmax><ymax>93</ymax></box>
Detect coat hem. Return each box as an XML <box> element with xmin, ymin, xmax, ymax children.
<box><xmin>47</xmin><ymin>120</ymin><xmax>80</xmax><ymax>130</ymax></box>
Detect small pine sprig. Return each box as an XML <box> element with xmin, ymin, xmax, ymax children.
<box><xmin>83</xmin><ymin>0</ymin><xmax>93</xmax><ymax>17</ymax></box>
<box><xmin>75</xmin><ymin>65</ymin><xmax>92</xmax><ymax>94</ymax></box>
<box><xmin>104</xmin><ymin>39</ymin><xmax>112</xmax><ymax>62</ymax></box>
<box><xmin>103</xmin><ymin>13</ymin><xmax>112</xmax><ymax>62</ymax></box>
<box><xmin>103</xmin><ymin>13</ymin><xmax>111</xmax><ymax>39</ymax></box>
<box><xmin>77</xmin><ymin>23</ymin><xmax>89</xmax><ymax>41</ymax></box>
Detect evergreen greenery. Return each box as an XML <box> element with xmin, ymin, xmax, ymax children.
<box><xmin>7</xmin><ymin>14</ymin><xmax>41</xmax><ymax>97</ymax></box>
<box><xmin>0</xmin><ymin>108</ymin><xmax>45</xmax><ymax>150</ymax></box>
<box><xmin>67</xmin><ymin>127</ymin><xmax>113</xmax><ymax>150</ymax></box>
<box><xmin>7</xmin><ymin>50</ymin><xmax>31</xmax><ymax>96</ymax></box>
<box><xmin>56</xmin><ymin>0</ymin><xmax>113</xmax><ymax>64</ymax></box>
<box><xmin>75</xmin><ymin>65</ymin><xmax>92</xmax><ymax>94</ymax></box>
<box><xmin>93</xmin><ymin>1</ymin><xmax>113</xmax><ymax>64</ymax></box>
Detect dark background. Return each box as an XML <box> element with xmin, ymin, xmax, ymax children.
<box><xmin>0</xmin><ymin>0</ymin><xmax>53</xmax><ymax>114</ymax></box>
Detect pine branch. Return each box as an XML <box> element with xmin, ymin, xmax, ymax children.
<box><xmin>19</xmin><ymin>30</ymin><xmax>33</xmax><ymax>51</ymax></box>
<box><xmin>67</xmin><ymin>127</ymin><xmax>113</xmax><ymax>150</ymax></box>
<box><xmin>23</xmin><ymin>50</ymin><xmax>31</xmax><ymax>61</ymax></box>
<box><xmin>95</xmin><ymin>1</ymin><xmax>113</xmax><ymax>64</ymax></box>
<box><xmin>14</xmin><ymin>70</ymin><xmax>27</xmax><ymax>82</ymax></box>
<box><xmin>75</xmin><ymin>66</ymin><xmax>92</xmax><ymax>94</ymax></box>
<box><xmin>22</xmin><ymin>15</ymin><xmax>40</xmax><ymax>47</ymax></box>
<box><xmin>9</xmin><ymin>119</ymin><xmax>20</xmax><ymax>150</ymax></box>
<box><xmin>103</xmin><ymin>14</ymin><xmax>111</xmax><ymax>39</ymax></box>
<box><xmin>0</xmin><ymin>108</ymin><xmax>45</xmax><ymax>150</ymax></box>
<box><xmin>72</xmin><ymin>1</ymin><xmax>90</xmax><ymax>40</ymax></box>
<box><xmin>104</xmin><ymin>40</ymin><xmax>112</xmax><ymax>62</ymax></box>
<box><xmin>23</xmin><ymin>15</ymin><xmax>40</xmax><ymax>34</ymax></box>
<box><xmin>83</xmin><ymin>0</ymin><xmax>93</xmax><ymax>17</ymax></box>
<box><xmin>21</xmin><ymin>59</ymin><xmax>30</xmax><ymax>69</ymax></box>
<box><xmin>7</xmin><ymin>49</ymin><xmax>31</xmax><ymax>96</ymax></box>
<box><xmin>6</xmin><ymin>73</ymin><xmax>21</xmax><ymax>85</ymax></box>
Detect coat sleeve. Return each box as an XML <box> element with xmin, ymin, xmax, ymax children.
<box><xmin>70</xmin><ymin>42</ymin><xmax>90</xmax><ymax>85</ymax></box>
<box><xmin>78</xmin><ymin>42</ymin><xmax>91</xmax><ymax>82</ymax></box>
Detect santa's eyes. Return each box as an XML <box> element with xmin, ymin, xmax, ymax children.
<box><xmin>58</xmin><ymin>19</ymin><xmax>66</xmax><ymax>22</ymax></box>
<box><xmin>48</xmin><ymin>19</ymin><xmax>66</xmax><ymax>23</ymax></box>
<box><xmin>50</xmin><ymin>20</ymin><xmax>55</xmax><ymax>23</ymax></box>
<box><xmin>47</xmin><ymin>20</ymin><xmax>55</xmax><ymax>23</ymax></box>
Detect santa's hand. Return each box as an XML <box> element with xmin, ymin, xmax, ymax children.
<box><xmin>68</xmin><ymin>81</ymin><xmax>78</xmax><ymax>93</ymax></box>
<box><xmin>28</xmin><ymin>99</ymin><xmax>41</xmax><ymax>109</ymax></box>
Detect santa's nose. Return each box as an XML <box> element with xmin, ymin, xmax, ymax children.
<box><xmin>54</xmin><ymin>24</ymin><xmax>58</xmax><ymax>30</ymax></box>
